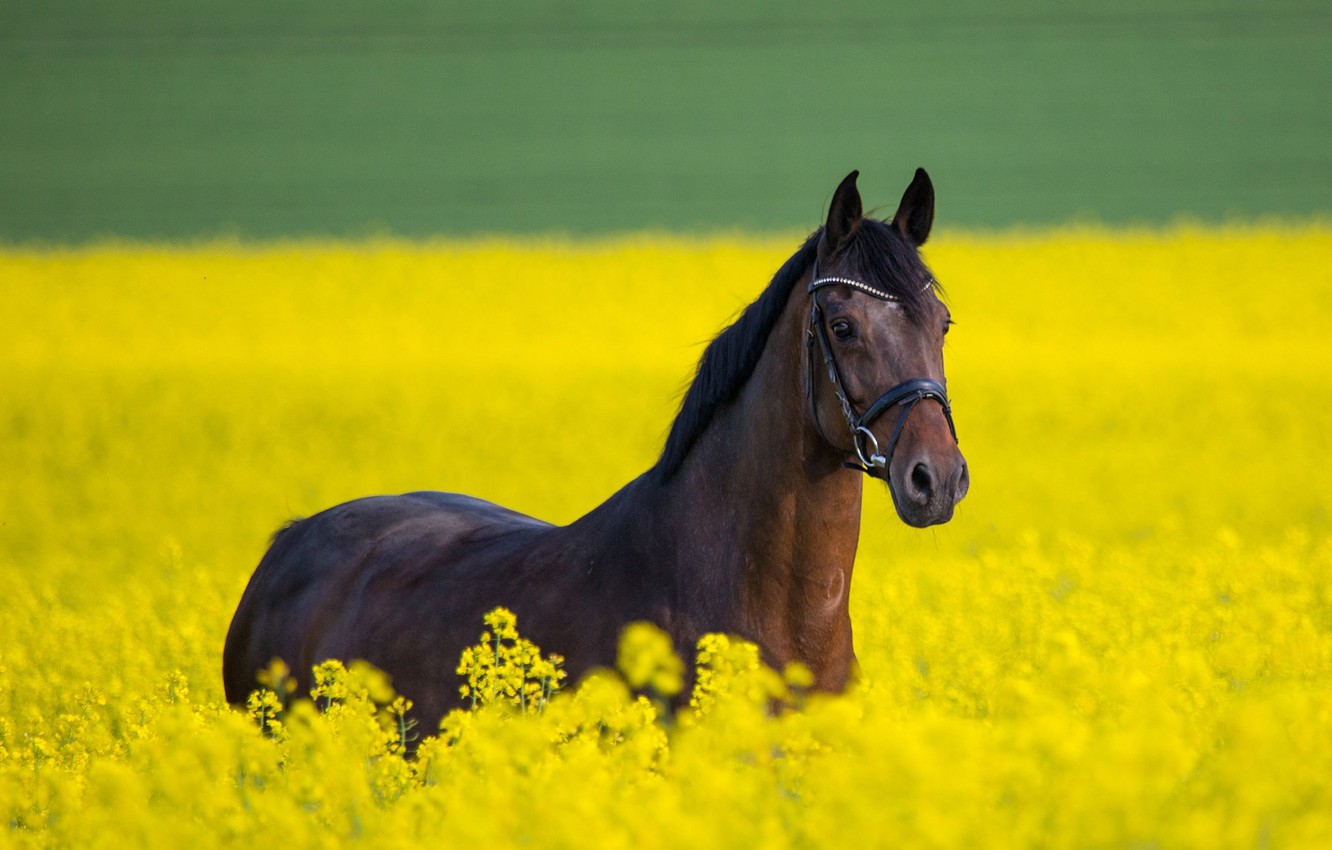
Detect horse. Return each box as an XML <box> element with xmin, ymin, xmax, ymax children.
<box><xmin>223</xmin><ymin>169</ymin><xmax>969</xmax><ymax>730</ymax></box>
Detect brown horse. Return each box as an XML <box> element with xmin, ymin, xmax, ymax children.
<box><xmin>223</xmin><ymin>169</ymin><xmax>968</xmax><ymax>728</ymax></box>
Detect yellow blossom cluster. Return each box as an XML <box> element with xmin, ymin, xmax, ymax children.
<box><xmin>1</xmin><ymin>225</ymin><xmax>1331</xmax><ymax>847</ymax></box>
<box><xmin>456</xmin><ymin>607</ymin><xmax>566</xmax><ymax>713</ymax></box>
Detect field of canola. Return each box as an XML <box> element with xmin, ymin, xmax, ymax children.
<box><xmin>2</xmin><ymin>225</ymin><xmax>1332</xmax><ymax>847</ymax></box>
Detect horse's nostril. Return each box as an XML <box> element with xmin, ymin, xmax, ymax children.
<box><xmin>910</xmin><ymin>462</ymin><xmax>934</xmax><ymax>503</ymax></box>
<box><xmin>955</xmin><ymin>461</ymin><xmax>970</xmax><ymax>503</ymax></box>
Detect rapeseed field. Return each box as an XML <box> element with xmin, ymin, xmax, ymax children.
<box><xmin>2</xmin><ymin>226</ymin><xmax>1331</xmax><ymax>847</ymax></box>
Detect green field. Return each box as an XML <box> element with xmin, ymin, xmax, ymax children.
<box><xmin>3</xmin><ymin>0</ymin><xmax>1330</xmax><ymax>240</ymax></box>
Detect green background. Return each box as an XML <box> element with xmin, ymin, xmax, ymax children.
<box><xmin>2</xmin><ymin>0</ymin><xmax>1329</xmax><ymax>240</ymax></box>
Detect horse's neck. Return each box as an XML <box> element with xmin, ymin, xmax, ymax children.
<box><xmin>659</xmin><ymin>278</ymin><xmax>863</xmax><ymax>689</ymax></box>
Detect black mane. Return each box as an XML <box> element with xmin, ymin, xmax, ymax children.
<box><xmin>651</xmin><ymin>220</ymin><xmax>939</xmax><ymax>482</ymax></box>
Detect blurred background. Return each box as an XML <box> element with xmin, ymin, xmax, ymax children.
<box><xmin>2</xmin><ymin>0</ymin><xmax>1330</xmax><ymax>241</ymax></box>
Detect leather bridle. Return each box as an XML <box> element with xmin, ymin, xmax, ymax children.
<box><xmin>805</xmin><ymin>264</ymin><xmax>958</xmax><ymax>477</ymax></box>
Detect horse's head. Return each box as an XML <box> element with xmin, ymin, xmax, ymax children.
<box><xmin>807</xmin><ymin>169</ymin><xmax>968</xmax><ymax>527</ymax></box>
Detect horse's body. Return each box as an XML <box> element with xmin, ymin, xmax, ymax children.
<box><xmin>223</xmin><ymin>170</ymin><xmax>968</xmax><ymax>729</ymax></box>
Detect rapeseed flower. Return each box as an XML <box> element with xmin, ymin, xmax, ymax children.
<box><xmin>2</xmin><ymin>226</ymin><xmax>1330</xmax><ymax>847</ymax></box>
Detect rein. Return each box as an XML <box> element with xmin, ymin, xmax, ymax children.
<box><xmin>805</xmin><ymin>266</ymin><xmax>958</xmax><ymax>477</ymax></box>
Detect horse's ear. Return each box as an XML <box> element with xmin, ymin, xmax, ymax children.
<box><xmin>824</xmin><ymin>170</ymin><xmax>862</xmax><ymax>250</ymax></box>
<box><xmin>891</xmin><ymin>167</ymin><xmax>935</xmax><ymax>246</ymax></box>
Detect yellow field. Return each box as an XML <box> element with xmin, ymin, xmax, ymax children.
<box><xmin>2</xmin><ymin>226</ymin><xmax>1331</xmax><ymax>847</ymax></box>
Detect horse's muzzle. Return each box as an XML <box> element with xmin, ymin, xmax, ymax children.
<box><xmin>891</xmin><ymin>443</ymin><xmax>968</xmax><ymax>528</ymax></box>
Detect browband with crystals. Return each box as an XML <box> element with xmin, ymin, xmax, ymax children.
<box><xmin>808</xmin><ymin>276</ymin><xmax>935</xmax><ymax>302</ymax></box>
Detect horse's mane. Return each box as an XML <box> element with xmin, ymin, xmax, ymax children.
<box><xmin>651</xmin><ymin>219</ymin><xmax>938</xmax><ymax>482</ymax></box>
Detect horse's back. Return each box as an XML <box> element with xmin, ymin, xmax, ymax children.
<box><xmin>222</xmin><ymin>491</ymin><xmax>553</xmax><ymax>706</ymax></box>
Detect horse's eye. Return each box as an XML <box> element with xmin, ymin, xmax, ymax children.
<box><xmin>830</xmin><ymin>319</ymin><xmax>855</xmax><ymax>340</ymax></box>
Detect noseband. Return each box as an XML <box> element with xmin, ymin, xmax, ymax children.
<box><xmin>805</xmin><ymin>267</ymin><xmax>958</xmax><ymax>477</ymax></box>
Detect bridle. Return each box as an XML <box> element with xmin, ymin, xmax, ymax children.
<box><xmin>805</xmin><ymin>263</ymin><xmax>958</xmax><ymax>477</ymax></box>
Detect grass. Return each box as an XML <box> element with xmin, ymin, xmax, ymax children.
<box><xmin>2</xmin><ymin>1</ymin><xmax>1330</xmax><ymax>240</ymax></box>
